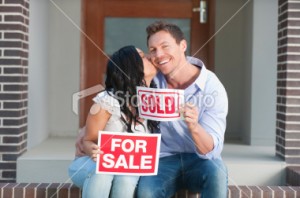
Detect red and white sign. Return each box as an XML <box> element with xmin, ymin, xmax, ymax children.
<box><xmin>137</xmin><ymin>86</ymin><xmax>184</xmax><ymax>121</ymax></box>
<box><xmin>96</xmin><ymin>131</ymin><xmax>161</xmax><ymax>175</ymax></box>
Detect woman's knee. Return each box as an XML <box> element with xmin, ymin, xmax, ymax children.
<box><xmin>68</xmin><ymin>156</ymin><xmax>95</xmax><ymax>188</ymax></box>
<box><xmin>113</xmin><ymin>176</ymin><xmax>140</xmax><ymax>187</ymax></box>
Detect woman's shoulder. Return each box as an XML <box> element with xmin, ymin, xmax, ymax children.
<box><xmin>93</xmin><ymin>91</ymin><xmax>121</xmax><ymax>116</ymax></box>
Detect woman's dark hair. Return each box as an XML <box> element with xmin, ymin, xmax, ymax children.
<box><xmin>105</xmin><ymin>45</ymin><xmax>159</xmax><ymax>133</ymax></box>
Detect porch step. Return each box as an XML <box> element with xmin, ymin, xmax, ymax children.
<box><xmin>1</xmin><ymin>183</ymin><xmax>299</xmax><ymax>198</ymax></box>
<box><xmin>223</xmin><ymin>144</ymin><xmax>285</xmax><ymax>185</ymax></box>
<box><xmin>17</xmin><ymin>137</ymin><xmax>75</xmax><ymax>184</ymax></box>
<box><xmin>17</xmin><ymin>137</ymin><xmax>286</xmax><ymax>185</ymax></box>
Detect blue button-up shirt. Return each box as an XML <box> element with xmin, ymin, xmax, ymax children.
<box><xmin>154</xmin><ymin>56</ymin><xmax>228</xmax><ymax>160</ymax></box>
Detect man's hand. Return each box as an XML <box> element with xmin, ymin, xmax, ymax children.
<box><xmin>75</xmin><ymin>127</ymin><xmax>103</xmax><ymax>161</ymax></box>
<box><xmin>75</xmin><ymin>127</ymin><xmax>86</xmax><ymax>157</ymax></box>
<box><xmin>82</xmin><ymin>140</ymin><xmax>103</xmax><ymax>162</ymax></box>
<box><xmin>180</xmin><ymin>103</ymin><xmax>199</xmax><ymax>132</ymax></box>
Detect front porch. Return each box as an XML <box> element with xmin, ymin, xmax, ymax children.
<box><xmin>17</xmin><ymin>137</ymin><xmax>286</xmax><ymax>186</ymax></box>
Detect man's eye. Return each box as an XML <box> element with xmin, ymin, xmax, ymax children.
<box><xmin>150</xmin><ymin>49</ymin><xmax>156</xmax><ymax>53</ymax></box>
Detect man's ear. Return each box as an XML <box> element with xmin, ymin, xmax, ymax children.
<box><xmin>180</xmin><ymin>40</ymin><xmax>187</xmax><ymax>52</ymax></box>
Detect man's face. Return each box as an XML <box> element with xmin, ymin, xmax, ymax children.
<box><xmin>148</xmin><ymin>30</ymin><xmax>186</xmax><ymax>76</ymax></box>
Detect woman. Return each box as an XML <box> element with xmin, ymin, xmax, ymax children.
<box><xmin>68</xmin><ymin>46</ymin><xmax>159</xmax><ymax>198</ymax></box>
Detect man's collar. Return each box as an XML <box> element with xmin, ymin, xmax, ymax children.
<box><xmin>186</xmin><ymin>56</ymin><xmax>207</xmax><ymax>91</ymax></box>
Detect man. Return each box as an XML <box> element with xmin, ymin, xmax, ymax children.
<box><xmin>136</xmin><ymin>21</ymin><xmax>228</xmax><ymax>198</ymax></box>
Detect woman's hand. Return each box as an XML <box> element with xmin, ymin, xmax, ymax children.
<box><xmin>83</xmin><ymin>140</ymin><xmax>103</xmax><ymax>162</ymax></box>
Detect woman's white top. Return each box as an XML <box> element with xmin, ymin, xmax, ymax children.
<box><xmin>93</xmin><ymin>91</ymin><xmax>149</xmax><ymax>133</ymax></box>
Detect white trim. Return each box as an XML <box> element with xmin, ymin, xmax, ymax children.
<box><xmin>276</xmin><ymin>144</ymin><xmax>300</xmax><ymax>150</ymax></box>
<box><xmin>278</xmin><ymin>187</ymin><xmax>286</xmax><ymax>197</ymax></box>
<box><xmin>278</xmin><ymin>52</ymin><xmax>300</xmax><ymax>56</ymax></box>
<box><xmin>277</xmin><ymin>78</ymin><xmax>300</xmax><ymax>81</ymax></box>
<box><xmin>278</xmin><ymin>87</ymin><xmax>300</xmax><ymax>90</ymax></box>
<box><xmin>278</xmin><ymin>43</ymin><xmax>300</xmax><ymax>47</ymax></box>
<box><xmin>279</xmin><ymin>18</ymin><xmax>300</xmax><ymax>25</ymax></box>
<box><xmin>278</xmin><ymin>27</ymin><xmax>300</xmax><ymax>33</ymax></box>
<box><xmin>276</xmin><ymin>136</ymin><xmax>300</xmax><ymax>142</ymax></box>
<box><xmin>276</xmin><ymin>112</ymin><xmax>300</xmax><ymax>116</ymax></box>
<box><xmin>267</xmin><ymin>186</ymin><xmax>275</xmax><ymax>198</ymax></box>
<box><xmin>256</xmin><ymin>186</ymin><xmax>263</xmax><ymax>198</ymax></box>
<box><xmin>279</xmin><ymin>1</ymin><xmax>288</xmax><ymax>10</ymax></box>
<box><xmin>288</xmin><ymin>186</ymin><xmax>297</xmax><ymax>197</ymax></box>
<box><xmin>0</xmin><ymin>183</ymin><xmax>9</xmax><ymax>198</ymax></box>
<box><xmin>276</xmin><ymin>127</ymin><xmax>300</xmax><ymax>133</ymax></box>
<box><xmin>277</xmin><ymin>119</ymin><xmax>300</xmax><ymax>125</ymax></box>
<box><xmin>278</xmin><ymin>61</ymin><xmax>300</xmax><ymax>64</ymax></box>
<box><xmin>276</xmin><ymin>95</ymin><xmax>300</xmax><ymax>99</ymax></box>
<box><xmin>276</xmin><ymin>103</ymin><xmax>300</xmax><ymax>107</ymax></box>
<box><xmin>277</xmin><ymin>77</ymin><xmax>300</xmax><ymax>82</ymax></box>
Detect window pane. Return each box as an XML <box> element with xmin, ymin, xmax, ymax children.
<box><xmin>104</xmin><ymin>18</ymin><xmax>191</xmax><ymax>55</ymax></box>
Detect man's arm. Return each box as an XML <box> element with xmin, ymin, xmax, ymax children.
<box><xmin>181</xmin><ymin>103</ymin><xmax>214</xmax><ymax>155</ymax></box>
<box><xmin>182</xmin><ymin>80</ymin><xmax>228</xmax><ymax>159</ymax></box>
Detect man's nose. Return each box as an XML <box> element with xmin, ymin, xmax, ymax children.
<box><xmin>154</xmin><ymin>48</ymin><xmax>164</xmax><ymax>58</ymax></box>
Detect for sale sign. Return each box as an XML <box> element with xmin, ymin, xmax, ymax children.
<box><xmin>137</xmin><ymin>86</ymin><xmax>184</xmax><ymax>121</ymax></box>
<box><xmin>96</xmin><ymin>131</ymin><xmax>161</xmax><ymax>175</ymax></box>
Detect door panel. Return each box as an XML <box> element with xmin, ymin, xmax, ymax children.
<box><xmin>80</xmin><ymin>0</ymin><xmax>215</xmax><ymax>127</ymax></box>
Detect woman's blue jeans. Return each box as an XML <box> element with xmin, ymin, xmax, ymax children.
<box><xmin>137</xmin><ymin>153</ymin><xmax>228</xmax><ymax>198</ymax></box>
<box><xmin>68</xmin><ymin>156</ymin><xmax>139</xmax><ymax>198</ymax></box>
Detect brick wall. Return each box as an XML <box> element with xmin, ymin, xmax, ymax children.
<box><xmin>0</xmin><ymin>0</ymin><xmax>29</xmax><ymax>182</ymax></box>
<box><xmin>1</xmin><ymin>184</ymin><xmax>300</xmax><ymax>198</ymax></box>
<box><xmin>276</xmin><ymin>0</ymin><xmax>300</xmax><ymax>164</ymax></box>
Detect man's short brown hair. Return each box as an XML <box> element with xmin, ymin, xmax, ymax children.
<box><xmin>146</xmin><ymin>21</ymin><xmax>185</xmax><ymax>46</ymax></box>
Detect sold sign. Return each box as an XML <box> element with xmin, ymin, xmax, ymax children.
<box><xmin>97</xmin><ymin>131</ymin><xmax>161</xmax><ymax>175</ymax></box>
<box><xmin>137</xmin><ymin>86</ymin><xmax>184</xmax><ymax>121</ymax></box>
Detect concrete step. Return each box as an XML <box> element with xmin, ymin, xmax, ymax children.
<box><xmin>17</xmin><ymin>137</ymin><xmax>286</xmax><ymax>185</ymax></box>
<box><xmin>223</xmin><ymin>144</ymin><xmax>285</xmax><ymax>185</ymax></box>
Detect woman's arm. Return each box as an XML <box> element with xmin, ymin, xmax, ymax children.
<box><xmin>82</xmin><ymin>103</ymin><xmax>112</xmax><ymax>161</ymax></box>
<box><xmin>84</xmin><ymin>103</ymin><xmax>112</xmax><ymax>142</ymax></box>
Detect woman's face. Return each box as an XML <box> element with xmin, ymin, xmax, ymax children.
<box><xmin>136</xmin><ymin>48</ymin><xmax>158</xmax><ymax>78</ymax></box>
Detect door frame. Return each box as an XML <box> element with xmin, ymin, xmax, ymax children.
<box><xmin>80</xmin><ymin>0</ymin><xmax>215</xmax><ymax>127</ymax></box>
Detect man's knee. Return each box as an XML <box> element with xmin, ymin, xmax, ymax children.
<box><xmin>206</xmin><ymin>159</ymin><xmax>227</xmax><ymax>185</ymax></box>
<box><xmin>137</xmin><ymin>177</ymin><xmax>166</xmax><ymax>198</ymax></box>
<box><xmin>137</xmin><ymin>185</ymin><xmax>165</xmax><ymax>198</ymax></box>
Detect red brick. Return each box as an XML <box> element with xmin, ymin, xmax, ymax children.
<box><xmin>47</xmin><ymin>183</ymin><xmax>60</xmax><ymax>198</ymax></box>
<box><xmin>269</xmin><ymin>186</ymin><xmax>285</xmax><ymax>197</ymax></box>
<box><xmin>36</xmin><ymin>183</ymin><xmax>49</xmax><ymax>198</ymax></box>
<box><xmin>239</xmin><ymin>186</ymin><xmax>251</xmax><ymax>198</ymax></box>
<box><xmin>228</xmin><ymin>186</ymin><xmax>241</xmax><ymax>198</ymax></box>
<box><xmin>25</xmin><ymin>183</ymin><xmax>39</xmax><ymax>198</ymax></box>
<box><xmin>3</xmin><ymin>183</ymin><xmax>18</xmax><ymax>198</ymax></box>
<box><xmin>248</xmin><ymin>186</ymin><xmax>262</xmax><ymax>197</ymax></box>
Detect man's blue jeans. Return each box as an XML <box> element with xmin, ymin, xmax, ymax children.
<box><xmin>137</xmin><ymin>153</ymin><xmax>227</xmax><ymax>198</ymax></box>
